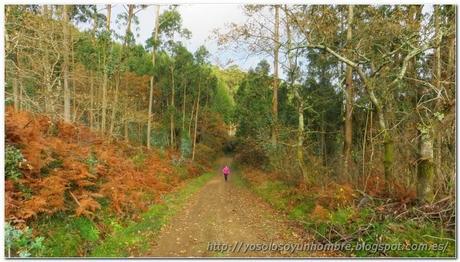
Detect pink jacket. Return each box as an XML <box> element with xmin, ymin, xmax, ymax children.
<box><xmin>222</xmin><ymin>166</ymin><xmax>230</xmax><ymax>175</ymax></box>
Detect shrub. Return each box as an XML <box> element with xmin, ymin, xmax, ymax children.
<box><xmin>151</xmin><ymin>128</ymin><xmax>169</xmax><ymax>149</ymax></box>
<box><xmin>131</xmin><ymin>151</ymin><xmax>146</xmax><ymax>169</ymax></box>
<box><xmin>234</xmin><ymin>139</ymin><xmax>268</xmax><ymax>167</ymax></box>
<box><xmin>194</xmin><ymin>144</ymin><xmax>215</xmax><ymax>165</ymax></box>
<box><xmin>5</xmin><ymin>222</ymin><xmax>45</xmax><ymax>257</ymax></box>
<box><xmin>5</xmin><ymin>145</ymin><xmax>25</xmax><ymax>180</ymax></box>
<box><xmin>85</xmin><ymin>152</ymin><xmax>99</xmax><ymax>174</ymax></box>
<box><xmin>180</xmin><ymin>133</ymin><xmax>192</xmax><ymax>159</ymax></box>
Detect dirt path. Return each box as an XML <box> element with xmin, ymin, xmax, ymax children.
<box><xmin>146</xmin><ymin>157</ymin><xmax>321</xmax><ymax>257</ymax></box>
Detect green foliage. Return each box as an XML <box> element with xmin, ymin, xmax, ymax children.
<box><xmin>40</xmin><ymin>157</ymin><xmax>64</xmax><ymax>176</ymax></box>
<box><xmin>74</xmin><ymin>32</ymin><xmax>99</xmax><ymax>71</ymax></box>
<box><xmin>288</xmin><ymin>198</ymin><xmax>316</xmax><ymax>221</ymax></box>
<box><xmin>329</xmin><ymin>207</ymin><xmax>354</xmax><ymax>226</ymax></box>
<box><xmin>211</xmin><ymin>65</ymin><xmax>245</xmax><ymax>98</ymax></box>
<box><xmin>278</xmin><ymin>83</ymin><xmax>297</xmax><ymax>126</ymax></box>
<box><xmin>180</xmin><ymin>133</ymin><xmax>192</xmax><ymax>159</ymax></box>
<box><xmin>5</xmin><ymin>222</ymin><xmax>45</xmax><ymax>257</ymax></box>
<box><xmin>73</xmin><ymin>217</ymin><xmax>100</xmax><ymax>242</ymax></box>
<box><xmin>234</xmin><ymin>60</ymin><xmax>273</xmax><ymax>139</ymax></box>
<box><xmin>36</xmin><ymin>214</ymin><xmax>100</xmax><ymax>257</ymax></box>
<box><xmin>303</xmin><ymin>49</ymin><xmax>342</xmax><ymax>159</ymax></box>
<box><xmin>251</xmin><ymin>180</ymin><xmax>290</xmax><ymax>211</ymax></box>
<box><xmin>5</xmin><ymin>145</ymin><xmax>25</xmax><ymax>180</ymax></box>
<box><xmin>212</xmin><ymin>78</ymin><xmax>234</xmax><ymax>124</ymax></box>
<box><xmin>85</xmin><ymin>151</ymin><xmax>98</xmax><ymax>174</ymax></box>
<box><xmin>126</xmin><ymin>44</ymin><xmax>153</xmax><ymax>75</ymax></box>
<box><xmin>194</xmin><ymin>45</ymin><xmax>210</xmax><ymax>65</ymax></box>
<box><xmin>151</xmin><ymin>128</ymin><xmax>169</xmax><ymax>149</ymax></box>
<box><xmin>16</xmin><ymin>183</ymin><xmax>33</xmax><ymax>199</ymax></box>
<box><xmin>131</xmin><ymin>151</ymin><xmax>147</xmax><ymax>169</ymax></box>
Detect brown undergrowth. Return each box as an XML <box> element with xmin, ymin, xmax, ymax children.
<box><xmin>236</xmin><ymin>166</ymin><xmax>454</xmax><ymax>256</ymax></box>
<box><xmin>5</xmin><ymin>107</ymin><xmax>206</xmax><ymax>226</ymax></box>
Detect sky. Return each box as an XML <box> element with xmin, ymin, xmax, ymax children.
<box><xmin>105</xmin><ymin>4</ymin><xmax>265</xmax><ymax>71</ymax></box>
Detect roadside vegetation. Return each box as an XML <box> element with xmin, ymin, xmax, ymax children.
<box><xmin>4</xmin><ymin>4</ymin><xmax>456</xmax><ymax>258</ymax></box>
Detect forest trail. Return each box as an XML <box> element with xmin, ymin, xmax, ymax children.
<box><xmin>146</xmin><ymin>157</ymin><xmax>316</xmax><ymax>257</ymax></box>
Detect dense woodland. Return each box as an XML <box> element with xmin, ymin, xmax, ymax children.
<box><xmin>4</xmin><ymin>4</ymin><xmax>456</xmax><ymax>257</ymax></box>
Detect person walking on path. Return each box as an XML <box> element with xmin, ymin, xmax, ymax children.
<box><xmin>222</xmin><ymin>165</ymin><xmax>230</xmax><ymax>182</ymax></box>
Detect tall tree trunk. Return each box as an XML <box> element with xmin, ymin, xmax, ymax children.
<box><xmin>123</xmin><ymin>5</ymin><xmax>134</xmax><ymax>46</ymax></box>
<box><xmin>189</xmin><ymin>97</ymin><xmax>196</xmax><ymax>137</ymax></box>
<box><xmin>367</xmin><ymin>84</ymin><xmax>394</xmax><ymax>191</ymax></box>
<box><xmin>285</xmin><ymin>6</ymin><xmax>307</xmax><ymax>179</ymax></box>
<box><xmin>440</xmin><ymin>7</ymin><xmax>455</xmax><ymax>192</ymax></box>
<box><xmin>101</xmin><ymin>4</ymin><xmax>111</xmax><ymax>133</ymax></box>
<box><xmin>417</xmin><ymin>130</ymin><xmax>434</xmax><ymax>202</ymax></box>
<box><xmin>148</xmin><ymin>77</ymin><xmax>154</xmax><ymax>147</ymax></box>
<box><xmin>13</xmin><ymin>77</ymin><xmax>19</xmax><ymax>111</ymax></box>
<box><xmin>321</xmin><ymin>115</ymin><xmax>327</xmax><ymax>166</ymax></box>
<box><xmin>296</xmin><ymin>99</ymin><xmax>307</xmax><ymax>177</ymax></box>
<box><xmin>170</xmin><ymin>66</ymin><xmax>175</xmax><ymax>148</ymax></box>
<box><xmin>147</xmin><ymin>5</ymin><xmax>160</xmax><ymax>149</ymax></box>
<box><xmin>313</xmin><ymin>47</ymin><xmax>394</xmax><ymax>192</ymax></box>
<box><xmin>19</xmin><ymin>82</ymin><xmax>23</xmax><ymax>111</ymax></box>
<box><xmin>383</xmin><ymin>131</ymin><xmax>394</xmax><ymax>191</ymax></box>
<box><xmin>12</xmin><ymin>52</ymin><xmax>19</xmax><ymax>111</ymax></box>
<box><xmin>89</xmin><ymin>72</ymin><xmax>94</xmax><ymax>129</ymax></box>
<box><xmin>192</xmin><ymin>80</ymin><xmax>201</xmax><ymax>161</ymax></box>
<box><xmin>124</xmin><ymin>119</ymin><xmax>129</xmax><ymax>141</ymax></box>
<box><xmin>71</xmin><ymin>33</ymin><xmax>78</xmax><ymax>123</ymax></box>
<box><xmin>417</xmin><ymin>5</ymin><xmax>439</xmax><ymax>202</ymax></box>
<box><xmin>361</xmin><ymin>106</ymin><xmax>369</xmax><ymax>183</ymax></box>
<box><xmin>62</xmin><ymin>5</ymin><xmax>71</xmax><ymax>122</ymax></box>
<box><xmin>110</xmin><ymin>5</ymin><xmax>134</xmax><ymax>137</ymax></box>
<box><xmin>182</xmin><ymin>79</ymin><xmax>187</xmax><ymax>131</ymax></box>
<box><xmin>124</xmin><ymin>99</ymin><xmax>129</xmax><ymax>141</ymax></box>
<box><xmin>109</xmin><ymin>75</ymin><xmax>120</xmax><ymax>136</ymax></box>
<box><xmin>271</xmin><ymin>5</ymin><xmax>280</xmax><ymax>146</ymax></box>
<box><xmin>358</xmin><ymin>71</ymin><xmax>394</xmax><ymax>192</ymax></box>
<box><xmin>343</xmin><ymin>5</ymin><xmax>354</xmax><ymax>178</ymax></box>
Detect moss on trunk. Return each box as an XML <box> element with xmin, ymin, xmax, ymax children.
<box><xmin>383</xmin><ymin>134</ymin><xmax>394</xmax><ymax>192</ymax></box>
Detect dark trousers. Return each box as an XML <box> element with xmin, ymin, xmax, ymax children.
<box><xmin>224</xmin><ymin>174</ymin><xmax>228</xmax><ymax>181</ymax></box>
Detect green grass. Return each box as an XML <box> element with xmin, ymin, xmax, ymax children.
<box><xmin>35</xmin><ymin>214</ymin><xmax>100</xmax><ymax>257</ymax></box>
<box><xmin>231</xmin><ymin>171</ymin><xmax>290</xmax><ymax>211</ymax></box>
<box><xmin>91</xmin><ymin>172</ymin><xmax>214</xmax><ymax>257</ymax></box>
<box><xmin>229</xmin><ymin>171</ymin><xmax>248</xmax><ymax>188</ymax></box>
<box><xmin>252</xmin><ymin>181</ymin><xmax>290</xmax><ymax>210</ymax></box>
<box><xmin>288</xmin><ymin>198</ymin><xmax>315</xmax><ymax>221</ymax></box>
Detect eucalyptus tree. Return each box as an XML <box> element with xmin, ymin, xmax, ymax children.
<box><xmin>342</xmin><ymin>5</ymin><xmax>354</xmax><ymax>177</ymax></box>
<box><xmin>101</xmin><ymin>4</ymin><xmax>112</xmax><ymax>133</ymax></box>
<box><xmin>191</xmin><ymin>46</ymin><xmax>211</xmax><ymax>161</ymax></box>
<box><xmin>147</xmin><ymin>5</ymin><xmax>160</xmax><ymax>149</ymax></box>
<box><xmin>61</xmin><ymin>5</ymin><xmax>71</xmax><ymax>122</ymax></box>
<box><xmin>146</xmin><ymin>6</ymin><xmax>191</xmax><ymax>148</ymax></box>
<box><xmin>216</xmin><ymin>5</ymin><xmax>284</xmax><ymax>146</ymax></box>
<box><xmin>109</xmin><ymin>4</ymin><xmax>138</xmax><ymax>136</ymax></box>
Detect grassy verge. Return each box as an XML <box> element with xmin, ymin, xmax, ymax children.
<box><xmin>33</xmin><ymin>172</ymin><xmax>214</xmax><ymax>257</ymax></box>
<box><xmin>231</xmin><ymin>169</ymin><xmax>455</xmax><ymax>257</ymax></box>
